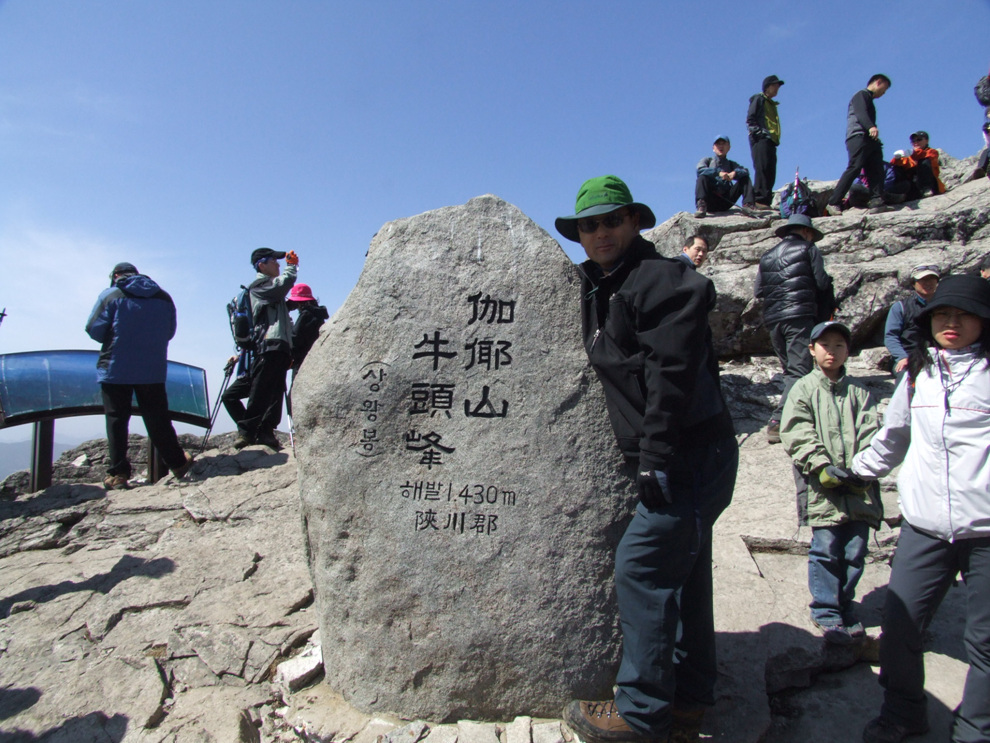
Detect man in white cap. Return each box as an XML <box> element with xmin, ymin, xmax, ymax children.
<box><xmin>884</xmin><ymin>264</ymin><xmax>939</xmax><ymax>377</ymax></box>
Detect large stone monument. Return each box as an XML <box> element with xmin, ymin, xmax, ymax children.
<box><xmin>293</xmin><ymin>195</ymin><xmax>636</xmax><ymax>721</ymax></box>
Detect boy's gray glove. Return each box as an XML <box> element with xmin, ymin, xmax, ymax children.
<box><xmin>637</xmin><ymin>469</ymin><xmax>671</xmax><ymax>510</ymax></box>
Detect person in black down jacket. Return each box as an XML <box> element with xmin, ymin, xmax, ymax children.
<box><xmin>555</xmin><ymin>175</ymin><xmax>738</xmax><ymax>743</ymax></box>
<box><xmin>754</xmin><ymin>214</ymin><xmax>836</xmax><ymax>443</ymax></box>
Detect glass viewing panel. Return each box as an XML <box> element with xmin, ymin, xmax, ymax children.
<box><xmin>0</xmin><ymin>350</ymin><xmax>209</xmax><ymax>428</ymax></box>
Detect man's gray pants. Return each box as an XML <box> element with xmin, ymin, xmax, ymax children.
<box><xmin>613</xmin><ymin>436</ymin><xmax>738</xmax><ymax>738</ymax></box>
<box><xmin>769</xmin><ymin>318</ymin><xmax>815</xmax><ymax>422</ymax></box>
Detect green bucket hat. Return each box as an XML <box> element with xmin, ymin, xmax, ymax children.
<box><xmin>555</xmin><ymin>175</ymin><xmax>657</xmax><ymax>243</ymax></box>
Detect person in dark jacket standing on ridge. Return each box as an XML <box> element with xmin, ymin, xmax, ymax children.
<box><xmin>755</xmin><ymin>214</ymin><xmax>836</xmax><ymax>443</ymax></box>
<box><xmin>556</xmin><ymin>175</ymin><xmax>738</xmax><ymax>743</ymax></box>
<box><xmin>747</xmin><ymin>75</ymin><xmax>784</xmax><ymax>209</ymax></box>
<box><xmin>826</xmin><ymin>74</ymin><xmax>892</xmax><ymax>216</ymax></box>
<box><xmin>85</xmin><ymin>262</ymin><xmax>193</xmax><ymax>490</ymax></box>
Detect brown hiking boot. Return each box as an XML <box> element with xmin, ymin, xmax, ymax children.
<box><xmin>694</xmin><ymin>200</ymin><xmax>707</xmax><ymax>219</ymax></box>
<box><xmin>563</xmin><ymin>700</ymin><xmax>657</xmax><ymax>743</ymax></box>
<box><xmin>103</xmin><ymin>474</ymin><xmax>130</xmax><ymax>491</ymax></box>
<box><xmin>232</xmin><ymin>433</ymin><xmax>253</xmax><ymax>450</ymax></box>
<box><xmin>766</xmin><ymin>420</ymin><xmax>781</xmax><ymax>444</ymax></box>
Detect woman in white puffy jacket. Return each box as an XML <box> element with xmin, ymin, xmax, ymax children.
<box><xmin>850</xmin><ymin>274</ymin><xmax>990</xmax><ymax>743</ymax></box>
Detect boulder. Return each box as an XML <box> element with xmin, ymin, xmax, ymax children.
<box><xmin>292</xmin><ymin>195</ymin><xmax>631</xmax><ymax>721</ymax></box>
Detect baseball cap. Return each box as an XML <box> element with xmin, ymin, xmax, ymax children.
<box><xmin>250</xmin><ymin>247</ymin><xmax>287</xmax><ymax>267</ymax></box>
<box><xmin>810</xmin><ymin>320</ymin><xmax>851</xmax><ymax>344</ymax></box>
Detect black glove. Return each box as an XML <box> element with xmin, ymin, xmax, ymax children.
<box><xmin>823</xmin><ymin>465</ymin><xmax>870</xmax><ymax>492</ymax></box>
<box><xmin>637</xmin><ymin>469</ymin><xmax>672</xmax><ymax>510</ymax></box>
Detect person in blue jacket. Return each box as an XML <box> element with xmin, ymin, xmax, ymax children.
<box><xmin>85</xmin><ymin>262</ymin><xmax>193</xmax><ymax>490</ymax></box>
<box><xmin>694</xmin><ymin>135</ymin><xmax>754</xmax><ymax>217</ymax></box>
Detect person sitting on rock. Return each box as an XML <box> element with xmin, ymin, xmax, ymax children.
<box><xmin>885</xmin><ymin>264</ymin><xmax>939</xmax><ymax>378</ymax></box>
<box><xmin>694</xmin><ymin>135</ymin><xmax>755</xmax><ymax>217</ymax></box>
<box><xmin>675</xmin><ymin>234</ymin><xmax>709</xmax><ymax>270</ymax></box>
<box><xmin>780</xmin><ymin>320</ymin><xmax>883</xmax><ymax>646</ymax></box>
<box><xmin>888</xmin><ymin>131</ymin><xmax>946</xmax><ymax>201</ymax></box>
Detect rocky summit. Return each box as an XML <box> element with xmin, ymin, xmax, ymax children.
<box><xmin>0</xmin><ymin>163</ymin><xmax>986</xmax><ymax>741</ymax></box>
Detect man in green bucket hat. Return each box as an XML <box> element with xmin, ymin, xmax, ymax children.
<box><xmin>556</xmin><ymin>175</ymin><xmax>738</xmax><ymax>743</ymax></box>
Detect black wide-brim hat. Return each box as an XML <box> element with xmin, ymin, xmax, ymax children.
<box><xmin>774</xmin><ymin>213</ymin><xmax>824</xmax><ymax>242</ymax></box>
<box><xmin>915</xmin><ymin>274</ymin><xmax>990</xmax><ymax>325</ymax></box>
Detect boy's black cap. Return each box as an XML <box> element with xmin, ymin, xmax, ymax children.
<box><xmin>810</xmin><ymin>320</ymin><xmax>851</xmax><ymax>343</ymax></box>
<box><xmin>250</xmin><ymin>247</ymin><xmax>286</xmax><ymax>266</ymax></box>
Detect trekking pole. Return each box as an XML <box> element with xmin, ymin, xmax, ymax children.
<box><xmin>284</xmin><ymin>390</ymin><xmax>295</xmax><ymax>453</ymax></box>
<box><xmin>201</xmin><ymin>358</ymin><xmax>236</xmax><ymax>452</ymax></box>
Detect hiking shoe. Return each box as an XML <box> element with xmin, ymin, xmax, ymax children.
<box><xmin>862</xmin><ymin>715</ymin><xmax>929</xmax><ymax>743</ymax></box>
<box><xmin>232</xmin><ymin>433</ymin><xmax>253</xmax><ymax>450</ymax></box>
<box><xmin>766</xmin><ymin>420</ymin><xmax>781</xmax><ymax>444</ymax></box>
<box><xmin>844</xmin><ymin>620</ymin><xmax>866</xmax><ymax>638</ymax></box>
<box><xmin>171</xmin><ymin>453</ymin><xmax>194</xmax><ymax>479</ymax></box>
<box><xmin>103</xmin><ymin>474</ymin><xmax>130</xmax><ymax>491</ymax></box>
<box><xmin>256</xmin><ymin>430</ymin><xmax>283</xmax><ymax>450</ymax></box>
<box><xmin>755</xmin><ymin>202</ymin><xmax>773</xmax><ymax>210</ymax></box>
<box><xmin>669</xmin><ymin>707</ymin><xmax>704</xmax><ymax>742</ymax></box>
<box><xmin>825</xmin><ymin>204</ymin><xmax>843</xmax><ymax>217</ymax></box>
<box><xmin>562</xmin><ymin>700</ymin><xmax>655</xmax><ymax>743</ymax></box>
<box><xmin>694</xmin><ymin>200</ymin><xmax>707</xmax><ymax>218</ymax></box>
<box><xmin>867</xmin><ymin>198</ymin><xmax>892</xmax><ymax>213</ymax></box>
<box><xmin>812</xmin><ymin>619</ymin><xmax>857</xmax><ymax>645</ymax></box>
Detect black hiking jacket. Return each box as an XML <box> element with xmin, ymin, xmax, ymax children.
<box><xmin>579</xmin><ymin>236</ymin><xmax>734</xmax><ymax>473</ymax></box>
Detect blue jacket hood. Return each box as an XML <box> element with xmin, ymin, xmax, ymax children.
<box><xmin>117</xmin><ymin>274</ymin><xmax>163</xmax><ymax>298</ymax></box>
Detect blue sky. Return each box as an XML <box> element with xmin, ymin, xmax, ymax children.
<box><xmin>2</xmin><ymin>0</ymin><xmax>989</xmax><ymax>454</ymax></box>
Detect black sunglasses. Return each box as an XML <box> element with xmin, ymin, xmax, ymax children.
<box><xmin>577</xmin><ymin>211</ymin><xmax>627</xmax><ymax>234</ymax></box>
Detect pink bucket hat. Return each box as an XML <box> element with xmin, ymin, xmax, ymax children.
<box><xmin>286</xmin><ymin>284</ymin><xmax>316</xmax><ymax>302</ymax></box>
<box><xmin>288</xmin><ymin>283</ymin><xmax>316</xmax><ymax>302</ymax></box>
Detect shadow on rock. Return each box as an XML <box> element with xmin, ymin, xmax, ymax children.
<box><xmin>0</xmin><ymin>485</ymin><xmax>106</xmax><ymax>524</ymax></box>
<box><xmin>0</xmin><ymin>711</ymin><xmax>128</xmax><ymax>742</ymax></box>
<box><xmin>0</xmin><ymin>554</ymin><xmax>174</xmax><ymax>619</ymax></box>
<box><xmin>0</xmin><ymin>686</ymin><xmax>41</xmax><ymax>721</ymax></box>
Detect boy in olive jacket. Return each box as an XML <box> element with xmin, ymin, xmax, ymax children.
<box><xmin>780</xmin><ymin>321</ymin><xmax>883</xmax><ymax>644</ymax></box>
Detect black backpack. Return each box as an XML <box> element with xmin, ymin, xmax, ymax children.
<box><xmin>227</xmin><ymin>281</ymin><xmax>267</xmax><ymax>350</ymax></box>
